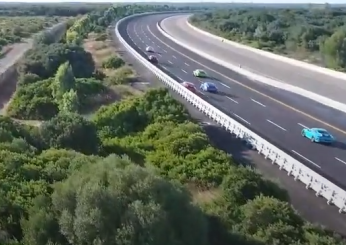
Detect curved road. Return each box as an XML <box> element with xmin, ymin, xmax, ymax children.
<box><xmin>162</xmin><ymin>15</ymin><xmax>346</xmax><ymax>105</ymax></box>
<box><xmin>121</xmin><ymin>13</ymin><xmax>346</xmax><ymax>191</ymax></box>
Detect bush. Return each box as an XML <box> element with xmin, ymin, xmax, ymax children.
<box><xmin>102</xmin><ymin>55</ymin><xmax>125</xmax><ymax>69</ymax></box>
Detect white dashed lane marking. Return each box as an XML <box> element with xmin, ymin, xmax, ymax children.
<box><xmin>292</xmin><ymin>150</ymin><xmax>321</xmax><ymax>168</ymax></box>
<box><xmin>266</xmin><ymin>119</ymin><xmax>287</xmax><ymax>131</ymax></box>
<box><xmin>233</xmin><ymin>113</ymin><xmax>250</xmax><ymax>125</ymax></box>
<box><xmin>251</xmin><ymin>98</ymin><xmax>266</xmax><ymax>107</ymax></box>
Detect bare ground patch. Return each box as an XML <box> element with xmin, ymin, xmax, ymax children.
<box><xmin>83</xmin><ymin>32</ymin><xmax>145</xmax><ymax>112</ymax></box>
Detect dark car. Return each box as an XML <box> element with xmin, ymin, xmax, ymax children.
<box><xmin>148</xmin><ymin>55</ymin><xmax>158</xmax><ymax>64</ymax></box>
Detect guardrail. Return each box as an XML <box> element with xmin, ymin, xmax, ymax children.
<box><xmin>186</xmin><ymin>17</ymin><xmax>346</xmax><ymax>82</ymax></box>
<box><xmin>116</xmin><ymin>13</ymin><xmax>346</xmax><ymax>213</ymax></box>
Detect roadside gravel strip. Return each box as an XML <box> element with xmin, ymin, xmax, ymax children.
<box><xmin>162</xmin><ymin>15</ymin><xmax>346</xmax><ymax>107</ymax></box>
<box><xmin>117</xmin><ymin>14</ymin><xmax>346</xmax><ymax>235</ymax></box>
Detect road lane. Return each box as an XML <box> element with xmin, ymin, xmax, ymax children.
<box><xmin>123</xmin><ymin>14</ymin><xmax>346</xmax><ymax>189</ymax></box>
<box><xmin>161</xmin><ymin>15</ymin><xmax>346</xmax><ymax>105</ymax></box>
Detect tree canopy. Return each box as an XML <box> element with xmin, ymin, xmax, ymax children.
<box><xmin>0</xmin><ymin>3</ymin><xmax>345</xmax><ymax>245</ymax></box>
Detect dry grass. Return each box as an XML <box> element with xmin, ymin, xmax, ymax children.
<box><xmin>83</xmin><ymin>32</ymin><xmax>143</xmax><ymax>107</ymax></box>
<box><xmin>186</xmin><ymin>183</ymin><xmax>222</xmax><ymax>205</ymax></box>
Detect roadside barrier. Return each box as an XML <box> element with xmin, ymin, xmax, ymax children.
<box><xmin>116</xmin><ymin>13</ymin><xmax>346</xmax><ymax>213</ymax></box>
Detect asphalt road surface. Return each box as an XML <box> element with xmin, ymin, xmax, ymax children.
<box><xmin>161</xmin><ymin>14</ymin><xmax>346</xmax><ymax>105</ymax></box>
<box><xmin>119</xmin><ymin>13</ymin><xmax>346</xmax><ymax>194</ymax></box>
<box><xmin>117</xmin><ymin>16</ymin><xmax>346</xmax><ymax>233</ymax></box>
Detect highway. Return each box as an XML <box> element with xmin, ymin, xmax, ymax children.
<box><xmin>120</xmin><ymin>13</ymin><xmax>346</xmax><ymax>189</ymax></box>
<box><xmin>161</xmin><ymin>15</ymin><xmax>346</xmax><ymax>105</ymax></box>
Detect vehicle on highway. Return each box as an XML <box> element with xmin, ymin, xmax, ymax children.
<box><xmin>145</xmin><ymin>46</ymin><xmax>154</xmax><ymax>52</ymax></box>
<box><xmin>148</xmin><ymin>55</ymin><xmax>158</xmax><ymax>64</ymax></box>
<box><xmin>182</xmin><ymin>81</ymin><xmax>196</xmax><ymax>93</ymax></box>
<box><xmin>301</xmin><ymin>127</ymin><xmax>335</xmax><ymax>144</ymax></box>
<box><xmin>200</xmin><ymin>81</ymin><xmax>218</xmax><ymax>93</ymax></box>
<box><xmin>193</xmin><ymin>69</ymin><xmax>208</xmax><ymax>78</ymax></box>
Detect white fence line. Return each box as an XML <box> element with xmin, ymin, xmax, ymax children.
<box><xmin>186</xmin><ymin>18</ymin><xmax>346</xmax><ymax>81</ymax></box>
<box><xmin>116</xmin><ymin>13</ymin><xmax>346</xmax><ymax>213</ymax></box>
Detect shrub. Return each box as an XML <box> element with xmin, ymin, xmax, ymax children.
<box><xmin>102</xmin><ymin>55</ymin><xmax>125</xmax><ymax>69</ymax></box>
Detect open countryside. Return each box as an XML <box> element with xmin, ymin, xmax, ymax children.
<box><xmin>0</xmin><ymin>2</ymin><xmax>345</xmax><ymax>245</ymax></box>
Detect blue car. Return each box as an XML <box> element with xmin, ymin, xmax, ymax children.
<box><xmin>301</xmin><ymin>127</ymin><xmax>335</xmax><ymax>144</ymax></box>
<box><xmin>200</xmin><ymin>82</ymin><xmax>218</xmax><ymax>93</ymax></box>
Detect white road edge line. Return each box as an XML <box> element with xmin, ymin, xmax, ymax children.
<box><xmin>226</xmin><ymin>96</ymin><xmax>238</xmax><ymax>104</ymax></box>
<box><xmin>220</xmin><ymin>82</ymin><xmax>230</xmax><ymax>89</ymax></box>
<box><xmin>182</xmin><ymin>69</ymin><xmax>188</xmax><ymax>74</ymax></box>
<box><xmin>168</xmin><ymin>60</ymin><xmax>173</xmax><ymax>64</ymax></box>
<box><xmin>292</xmin><ymin>150</ymin><xmax>321</xmax><ymax>168</ymax></box>
<box><xmin>266</xmin><ymin>119</ymin><xmax>287</xmax><ymax>131</ymax></box>
<box><xmin>185</xmin><ymin>63</ymin><xmax>189</xmax><ymax>66</ymax></box>
<box><xmin>233</xmin><ymin>113</ymin><xmax>250</xmax><ymax>125</ymax></box>
<box><xmin>251</xmin><ymin>98</ymin><xmax>266</xmax><ymax>107</ymax></box>
<box><xmin>298</xmin><ymin>123</ymin><xmax>308</xmax><ymax>129</ymax></box>
<box><xmin>335</xmin><ymin>157</ymin><xmax>346</xmax><ymax>165</ymax></box>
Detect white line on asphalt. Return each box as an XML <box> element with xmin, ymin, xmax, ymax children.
<box><xmin>152</xmin><ymin>41</ymin><xmax>155</xmax><ymax>44</ymax></box>
<box><xmin>335</xmin><ymin>157</ymin><xmax>346</xmax><ymax>165</ymax></box>
<box><xmin>157</xmin><ymin>54</ymin><xmax>162</xmax><ymax>57</ymax></box>
<box><xmin>233</xmin><ymin>113</ymin><xmax>250</xmax><ymax>125</ymax></box>
<box><xmin>162</xmin><ymin>66</ymin><xmax>168</xmax><ymax>70</ymax></box>
<box><xmin>141</xmin><ymin>40</ymin><xmax>144</xmax><ymax>43</ymax></box>
<box><xmin>163</xmin><ymin>49</ymin><xmax>167</xmax><ymax>53</ymax></box>
<box><xmin>266</xmin><ymin>119</ymin><xmax>287</xmax><ymax>131</ymax></box>
<box><xmin>226</xmin><ymin>96</ymin><xmax>238</xmax><ymax>104</ymax></box>
<box><xmin>168</xmin><ymin>60</ymin><xmax>173</xmax><ymax>64</ymax></box>
<box><xmin>176</xmin><ymin>76</ymin><xmax>183</xmax><ymax>81</ymax></box>
<box><xmin>157</xmin><ymin>45</ymin><xmax>161</xmax><ymax>48</ymax></box>
<box><xmin>292</xmin><ymin>150</ymin><xmax>321</xmax><ymax>168</ymax></box>
<box><xmin>185</xmin><ymin>63</ymin><xmax>190</xmax><ymax>66</ymax></box>
<box><xmin>251</xmin><ymin>98</ymin><xmax>266</xmax><ymax>107</ymax></box>
<box><xmin>200</xmin><ymin>91</ymin><xmax>205</xmax><ymax>95</ymax></box>
<box><xmin>298</xmin><ymin>123</ymin><xmax>308</xmax><ymax>129</ymax></box>
<box><xmin>173</xmin><ymin>55</ymin><xmax>177</xmax><ymax>59</ymax></box>
<box><xmin>220</xmin><ymin>82</ymin><xmax>230</xmax><ymax>89</ymax></box>
<box><xmin>182</xmin><ymin>69</ymin><xmax>188</xmax><ymax>74</ymax></box>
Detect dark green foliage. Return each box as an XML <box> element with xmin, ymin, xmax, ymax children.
<box><xmin>190</xmin><ymin>8</ymin><xmax>346</xmax><ymax>70</ymax></box>
<box><xmin>18</xmin><ymin>43</ymin><xmax>95</xmax><ymax>79</ymax></box>
<box><xmin>101</xmin><ymin>55</ymin><xmax>125</xmax><ymax>69</ymax></box>
<box><xmin>39</xmin><ymin>113</ymin><xmax>100</xmax><ymax>155</ymax></box>
<box><xmin>1</xmin><ymin>4</ymin><xmax>345</xmax><ymax>245</ymax></box>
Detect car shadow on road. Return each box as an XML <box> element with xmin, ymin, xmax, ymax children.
<box><xmin>325</xmin><ymin>141</ymin><xmax>346</xmax><ymax>151</ymax></box>
<box><xmin>218</xmin><ymin>91</ymin><xmax>238</xmax><ymax>99</ymax></box>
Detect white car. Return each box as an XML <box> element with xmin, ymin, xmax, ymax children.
<box><xmin>145</xmin><ymin>46</ymin><xmax>154</xmax><ymax>52</ymax></box>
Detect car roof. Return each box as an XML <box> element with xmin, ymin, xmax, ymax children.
<box><xmin>311</xmin><ymin>128</ymin><xmax>328</xmax><ymax>132</ymax></box>
<box><xmin>203</xmin><ymin>82</ymin><xmax>216</xmax><ymax>86</ymax></box>
<box><xmin>183</xmin><ymin>81</ymin><xmax>195</xmax><ymax>86</ymax></box>
<box><xmin>196</xmin><ymin>69</ymin><xmax>205</xmax><ymax>72</ymax></box>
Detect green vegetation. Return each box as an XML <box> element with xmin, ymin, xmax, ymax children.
<box><xmin>0</xmin><ymin>3</ymin><xmax>345</xmax><ymax>245</ymax></box>
<box><xmin>190</xmin><ymin>7</ymin><xmax>346</xmax><ymax>71</ymax></box>
<box><xmin>0</xmin><ymin>16</ymin><xmax>65</xmax><ymax>48</ymax></box>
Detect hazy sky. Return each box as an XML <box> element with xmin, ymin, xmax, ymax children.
<box><xmin>0</xmin><ymin>0</ymin><xmax>344</xmax><ymax>3</ymax></box>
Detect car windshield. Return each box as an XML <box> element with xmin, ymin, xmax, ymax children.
<box><xmin>317</xmin><ymin>129</ymin><xmax>328</xmax><ymax>134</ymax></box>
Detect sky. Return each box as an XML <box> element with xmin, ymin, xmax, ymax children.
<box><xmin>0</xmin><ymin>0</ymin><xmax>344</xmax><ymax>3</ymax></box>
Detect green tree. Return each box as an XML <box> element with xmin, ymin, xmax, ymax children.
<box><xmin>235</xmin><ymin>195</ymin><xmax>305</xmax><ymax>245</ymax></box>
<box><xmin>39</xmin><ymin>113</ymin><xmax>100</xmax><ymax>155</ymax></box>
<box><xmin>321</xmin><ymin>29</ymin><xmax>346</xmax><ymax>69</ymax></box>
<box><xmin>59</xmin><ymin>89</ymin><xmax>79</xmax><ymax>113</ymax></box>
<box><xmin>22</xmin><ymin>155</ymin><xmax>208</xmax><ymax>245</ymax></box>
<box><xmin>52</xmin><ymin>62</ymin><xmax>76</xmax><ymax>102</ymax></box>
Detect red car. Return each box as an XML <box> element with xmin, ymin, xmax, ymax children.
<box><xmin>148</xmin><ymin>55</ymin><xmax>158</xmax><ymax>64</ymax></box>
<box><xmin>182</xmin><ymin>81</ymin><xmax>196</xmax><ymax>93</ymax></box>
